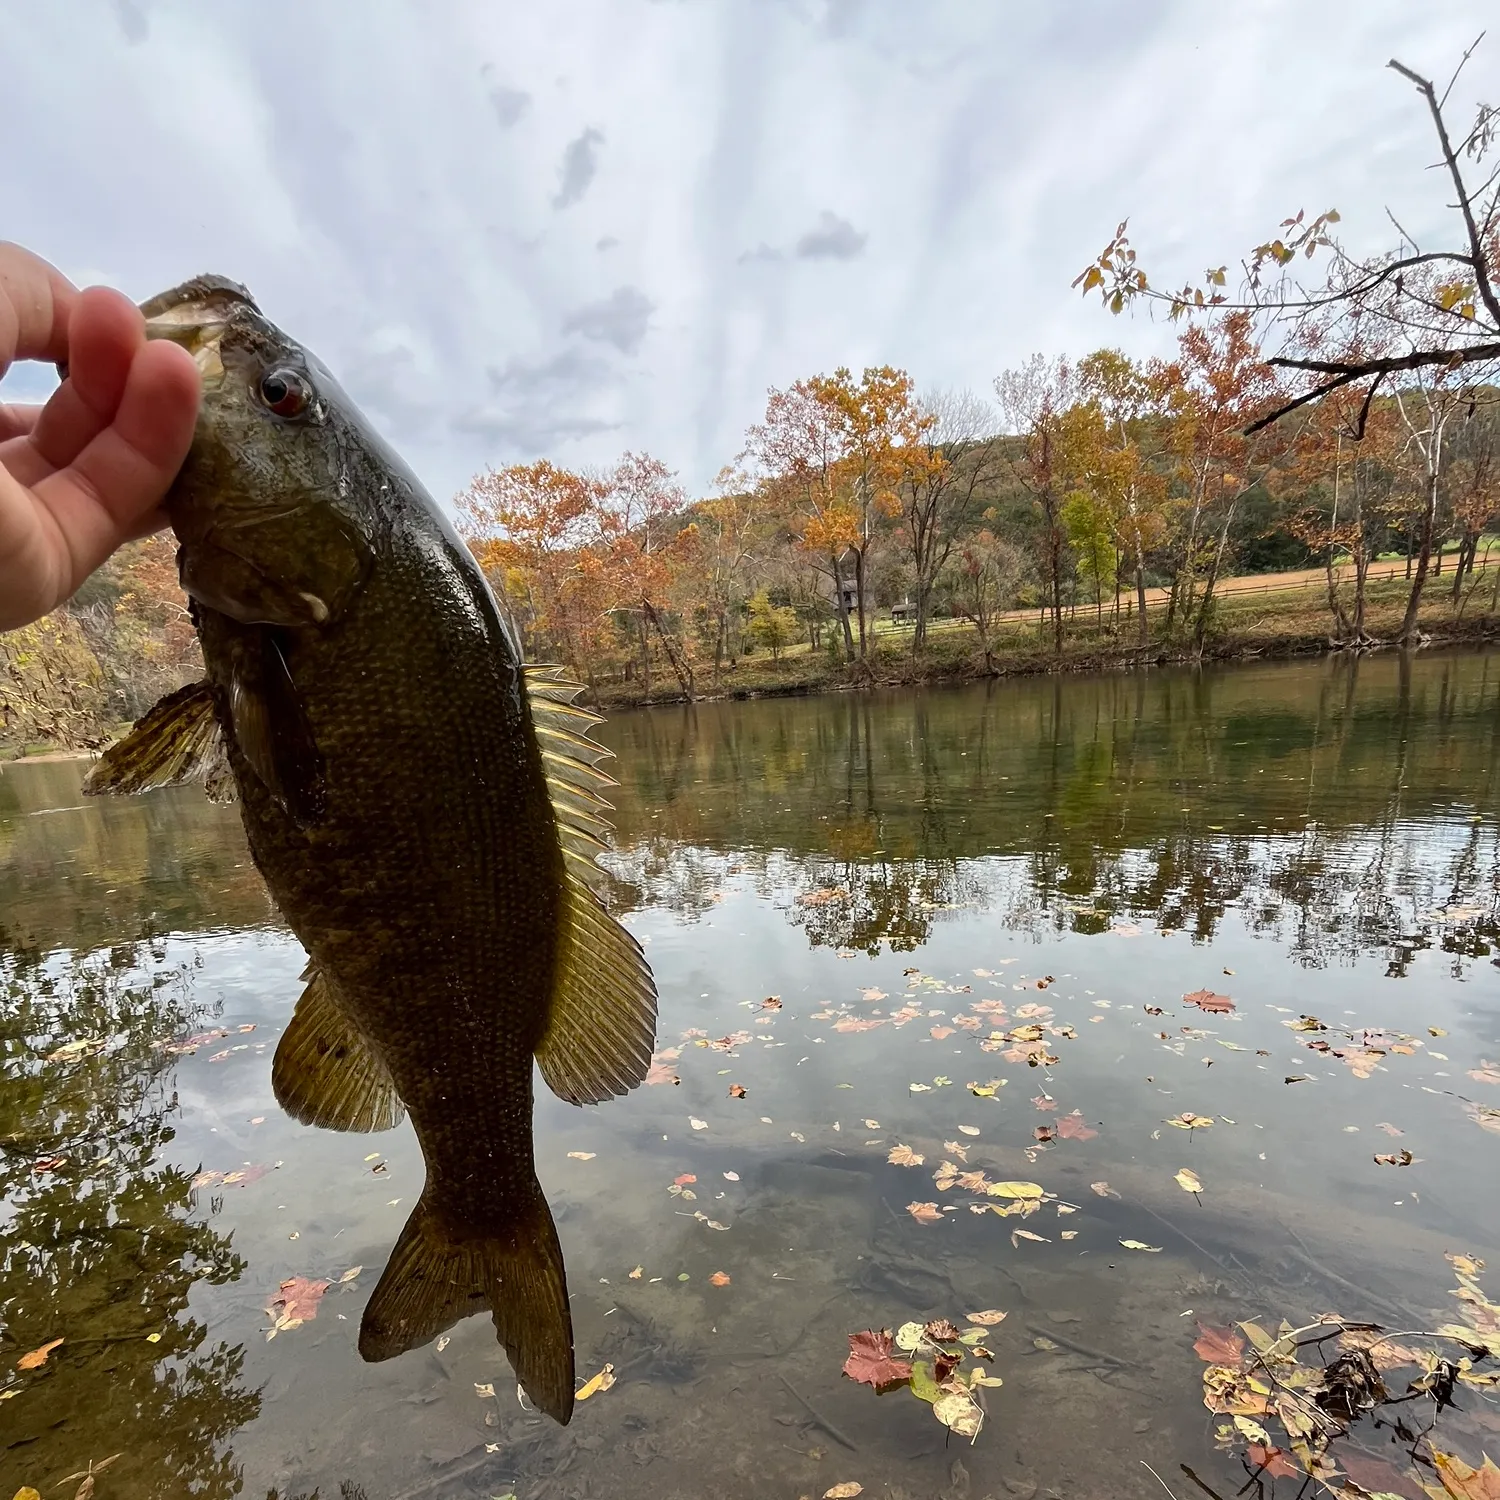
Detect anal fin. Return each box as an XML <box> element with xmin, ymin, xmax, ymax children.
<box><xmin>83</xmin><ymin>680</ymin><xmax>235</xmax><ymax>802</ymax></box>
<box><xmin>271</xmin><ymin>966</ymin><xmax>405</xmax><ymax>1132</ymax></box>
<box><xmin>536</xmin><ymin>873</ymin><xmax>657</xmax><ymax>1106</ymax></box>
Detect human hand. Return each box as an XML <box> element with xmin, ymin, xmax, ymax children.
<box><xmin>0</xmin><ymin>242</ymin><xmax>199</xmax><ymax>631</ymax></box>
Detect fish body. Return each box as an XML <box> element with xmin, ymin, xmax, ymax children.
<box><xmin>85</xmin><ymin>277</ymin><xmax>656</xmax><ymax>1423</ymax></box>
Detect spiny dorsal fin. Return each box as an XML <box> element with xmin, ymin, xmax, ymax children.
<box><xmin>271</xmin><ymin>966</ymin><xmax>406</xmax><ymax>1132</ymax></box>
<box><xmin>536</xmin><ymin>871</ymin><xmax>658</xmax><ymax>1106</ymax></box>
<box><xmin>82</xmin><ymin>680</ymin><xmax>236</xmax><ymax>803</ymax></box>
<box><xmin>524</xmin><ymin>666</ymin><xmax>619</xmax><ymax>881</ymax></box>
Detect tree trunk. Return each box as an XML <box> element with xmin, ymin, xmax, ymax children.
<box><xmin>853</xmin><ymin>547</ymin><xmax>868</xmax><ymax>658</ymax></box>
<box><xmin>1192</xmin><ymin>503</ymin><xmax>1238</xmax><ymax>654</ymax></box>
<box><xmin>832</xmin><ymin>551</ymin><xmax>855</xmax><ymax>661</ymax></box>
<box><xmin>1399</xmin><ymin>467</ymin><xmax>1440</xmax><ymax>645</ymax></box>
<box><xmin>643</xmin><ymin>599</ymin><xmax>694</xmax><ymax>699</ymax></box>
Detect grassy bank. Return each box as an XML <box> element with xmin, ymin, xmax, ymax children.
<box><xmin>592</xmin><ymin>573</ymin><xmax>1500</xmax><ymax>710</ymax></box>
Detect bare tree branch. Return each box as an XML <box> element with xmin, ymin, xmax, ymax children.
<box><xmin>1388</xmin><ymin>54</ymin><xmax>1500</xmax><ymax>328</ymax></box>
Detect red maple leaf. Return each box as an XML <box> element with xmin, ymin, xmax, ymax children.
<box><xmin>842</xmin><ymin>1329</ymin><xmax>912</xmax><ymax>1392</ymax></box>
<box><xmin>1057</xmin><ymin>1112</ymin><xmax>1099</xmax><ymax>1141</ymax></box>
<box><xmin>1192</xmin><ymin>1322</ymin><xmax>1245</xmax><ymax>1365</ymax></box>
<box><xmin>1183</xmin><ymin>989</ymin><xmax>1235</xmax><ymax>1014</ymax></box>
<box><xmin>1246</xmin><ymin>1445</ymin><xmax>1299</xmax><ymax>1481</ymax></box>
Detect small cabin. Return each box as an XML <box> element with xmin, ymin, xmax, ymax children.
<box><xmin>891</xmin><ymin>600</ymin><xmax>915</xmax><ymax>625</ymax></box>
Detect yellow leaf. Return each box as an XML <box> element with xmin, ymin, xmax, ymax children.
<box><xmin>576</xmin><ymin>1362</ymin><xmax>616</xmax><ymax>1401</ymax></box>
<box><xmin>13</xmin><ymin>1489</ymin><xmax>42</xmax><ymax>1500</ymax></box>
<box><xmin>1175</xmin><ymin>1168</ymin><xmax>1203</xmax><ymax>1193</ymax></box>
<box><xmin>824</xmin><ymin>1486</ymin><xmax>864</xmax><ymax>1499</ymax></box>
<box><xmin>987</xmin><ymin>1181</ymin><xmax>1044</xmax><ymax>1199</ymax></box>
<box><xmin>1119</xmin><ymin>1239</ymin><xmax>1161</xmax><ymax>1252</ymax></box>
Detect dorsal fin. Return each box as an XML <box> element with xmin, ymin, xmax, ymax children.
<box><xmin>524</xmin><ymin>665</ymin><xmax>620</xmax><ymax>892</ymax></box>
<box><xmin>522</xmin><ymin>666</ymin><xmax>657</xmax><ymax>1104</ymax></box>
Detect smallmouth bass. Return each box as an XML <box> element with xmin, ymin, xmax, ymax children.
<box><xmin>85</xmin><ymin>275</ymin><xmax>657</xmax><ymax>1424</ymax></box>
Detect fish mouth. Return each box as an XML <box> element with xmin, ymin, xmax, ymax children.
<box><xmin>139</xmin><ymin>275</ymin><xmax>259</xmax><ymax>383</ymax></box>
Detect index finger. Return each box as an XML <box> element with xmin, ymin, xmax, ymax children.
<box><xmin>0</xmin><ymin>242</ymin><xmax>79</xmax><ymax>375</ymax></box>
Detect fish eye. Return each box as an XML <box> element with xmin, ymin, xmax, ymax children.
<box><xmin>259</xmin><ymin>368</ymin><xmax>311</xmax><ymax>418</ymax></box>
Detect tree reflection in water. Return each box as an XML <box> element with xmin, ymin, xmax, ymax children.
<box><xmin>0</xmin><ymin>940</ymin><xmax>257</xmax><ymax>1497</ymax></box>
<box><xmin>603</xmin><ymin>652</ymin><xmax>1500</xmax><ymax>973</ymax></box>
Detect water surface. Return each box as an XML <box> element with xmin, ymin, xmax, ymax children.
<box><xmin>3</xmin><ymin>651</ymin><xmax>1498</xmax><ymax>1499</ymax></box>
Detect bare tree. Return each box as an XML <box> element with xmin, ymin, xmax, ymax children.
<box><xmin>895</xmin><ymin>389</ymin><xmax>1003</xmax><ymax>651</ymax></box>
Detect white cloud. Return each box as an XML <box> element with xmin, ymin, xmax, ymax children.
<box><xmin>2</xmin><ymin>0</ymin><xmax>1492</xmax><ymax>505</ymax></box>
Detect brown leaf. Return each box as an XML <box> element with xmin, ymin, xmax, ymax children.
<box><xmin>16</xmin><ymin>1337</ymin><xmax>63</xmax><ymax>1370</ymax></box>
<box><xmin>1183</xmin><ymin>989</ymin><xmax>1234</xmax><ymax>1014</ymax></box>
<box><xmin>923</xmin><ymin>1319</ymin><xmax>961</xmax><ymax>1344</ymax></box>
<box><xmin>930</xmin><ymin>1026</ymin><xmax>954</xmax><ymax>1040</ymax></box>
<box><xmin>1144</xmin><ymin>1005</ymin><xmax>1164</xmax><ymax>1015</ymax></box>
<box><xmin>1033</xmin><ymin>1125</ymin><xmax>1055</xmax><ymax>1143</ymax></box>
<box><xmin>1056</xmin><ymin>1112</ymin><xmax>1098</xmax><ymax>1141</ymax></box>
<box><xmin>1374</xmin><ymin>1150</ymin><xmax>1414</xmax><ymax>1166</ymax></box>
<box><xmin>709</xmin><ymin>1271</ymin><xmax>731</xmax><ymax>1287</ymax></box>
<box><xmin>823</xmin><ymin>1485</ymin><xmax>864</xmax><ymax>1499</ymax></box>
<box><xmin>1470</xmin><ymin>1061</ymin><xmax>1500</xmax><ymax>1085</ymax></box>
<box><xmin>728</xmin><ymin>1083</ymin><xmax>747</xmax><ymax>1098</ymax></box>
<box><xmin>761</xmin><ymin>995</ymin><xmax>782</xmax><ymax>1010</ymax></box>
<box><xmin>1193</xmin><ymin>1323</ymin><xmax>1245</xmax><ymax>1365</ymax></box>
<box><xmin>645</xmin><ymin>1060</ymin><xmax>681</xmax><ymax>1086</ymax></box>
<box><xmin>907</xmin><ymin>1202</ymin><xmax>943</xmax><ymax>1224</ymax></box>
<box><xmin>842</xmin><ymin>1329</ymin><xmax>912</xmax><ymax>1391</ymax></box>
<box><xmin>267</xmin><ymin>1275</ymin><xmax>330</xmax><ymax>1330</ymax></box>
<box><xmin>887</xmin><ymin>1144</ymin><xmax>924</xmax><ymax>1167</ymax></box>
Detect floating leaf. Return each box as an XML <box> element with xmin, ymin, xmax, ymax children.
<box><xmin>842</xmin><ymin>1328</ymin><xmax>912</xmax><ymax>1391</ymax></box>
<box><xmin>958</xmin><ymin>1125</ymin><xmax>980</xmax><ymax>1136</ymax></box>
<box><xmin>567</xmin><ymin>1151</ymin><xmax>596</xmax><ymax>1161</ymax></box>
<box><xmin>823</xmin><ymin>1484</ymin><xmax>863</xmax><ymax>1499</ymax></box>
<box><xmin>1057</xmin><ymin>1112</ymin><xmax>1098</xmax><ymax>1141</ymax></box>
<box><xmin>1431</xmin><ymin>1450</ymin><xmax>1500</xmax><ymax>1500</ymax></box>
<box><xmin>1374</xmin><ymin>1150</ymin><xmax>1414</xmax><ymax>1166</ymax></box>
<box><xmin>709</xmin><ymin>1271</ymin><xmax>731</xmax><ymax>1287</ymax></box>
<box><xmin>1471</xmin><ymin>1062</ymin><xmax>1500</xmax><ymax>1085</ymax></box>
<box><xmin>1090</xmin><ymin>1180</ymin><xmax>1120</xmax><ymax>1199</ymax></box>
<box><xmin>1175</xmin><ymin>1168</ymin><xmax>1203</xmax><ymax>1194</ymax></box>
<box><xmin>689</xmin><ymin>1117</ymin><xmax>708</xmax><ymax>1130</ymax></box>
<box><xmin>1193</xmin><ymin>1324</ymin><xmax>1245</xmax><ymax>1364</ymax></box>
<box><xmin>932</xmin><ymin>1389</ymin><xmax>984</xmax><ymax>1439</ymax></box>
<box><xmin>1011</xmin><ymin>1228</ymin><xmax>1049</xmax><ymax>1246</ymax></box>
<box><xmin>923</xmin><ymin>1319</ymin><xmax>961</xmax><ymax>1344</ymax></box>
<box><xmin>971</xmin><ymin>1370</ymin><xmax>1005</xmax><ymax>1387</ymax></box>
<box><xmin>1119</xmin><ymin>1239</ymin><xmax>1161</xmax><ymax>1252</ymax></box>
<box><xmin>1245</xmin><ymin>1444</ymin><xmax>1299</xmax><ymax>1480</ymax></box>
<box><xmin>267</xmin><ymin>1276</ymin><xmax>330</xmax><ymax>1332</ymax></box>
<box><xmin>1183</xmin><ymin>989</ymin><xmax>1234</xmax><ymax>1014</ymax></box>
<box><xmin>894</xmin><ymin>1321</ymin><xmax>927</xmax><ymax>1352</ymax></box>
<box><xmin>338</xmin><ymin>1265</ymin><xmax>362</xmax><ymax>1283</ymax></box>
<box><xmin>988</xmin><ymin>1181</ymin><xmax>1044</xmax><ymax>1199</ymax></box>
<box><xmin>966</xmin><ymin>1309</ymin><xmax>1007</xmax><ymax>1326</ymax></box>
<box><xmin>888</xmin><ymin>1144</ymin><xmax>924</xmax><ymax>1167</ymax></box>
<box><xmin>907</xmin><ymin>1201</ymin><xmax>943</xmax><ymax>1224</ymax></box>
<box><xmin>575</xmin><ymin>1363</ymin><xmax>615</xmax><ymax>1401</ymax></box>
<box><xmin>909</xmin><ymin>1082</ymin><xmax>931</xmax><ymax>1093</ymax></box>
<box><xmin>1166</xmin><ymin>1113</ymin><xmax>1214</xmax><ymax>1130</ymax></box>
<box><xmin>728</xmin><ymin>1083</ymin><xmax>747</xmax><ymax>1098</ymax></box>
<box><xmin>16</xmin><ymin>1338</ymin><xmax>63</xmax><ymax>1370</ymax></box>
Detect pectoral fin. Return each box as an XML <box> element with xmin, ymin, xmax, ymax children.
<box><xmin>536</xmin><ymin>873</ymin><xmax>657</xmax><ymax>1106</ymax></box>
<box><xmin>271</xmin><ymin>965</ymin><xmax>405</xmax><ymax>1132</ymax></box>
<box><xmin>82</xmin><ymin>680</ymin><xmax>236</xmax><ymax>802</ymax></box>
<box><xmin>229</xmin><ymin>633</ymin><xmax>326</xmax><ymax>826</ymax></box>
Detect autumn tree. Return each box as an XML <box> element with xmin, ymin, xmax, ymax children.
<box><xmin>952</xmin><ymin>528</ymin><xmax>1026</xmax><ymax>671</ymax></box>
<box><xmin>456</xmin><ymin>460</ymin><xmax>608</xmax><ymax>670</ymax></box>
<box><xmin>594</xmin><ymin>451</ymin><xmax>695</xmax><ymax>698</ymax></box>
<box><xmin>745</xmin><ymin>590</ymin><xmax>799</xmax><ymax>662</ymax></box>
<box><xmin>892</xmin><ymin>390</ymin><xmax>1003</xmax><ymax>650</ymax></box>
<box><xmin>677</xmin><ymin>466</ymin><xmax>773</xmax><ymax>679</ymax></box>
<box><xmin>743</xmin><ymin>380</ymin><xmax>860</xmax><ymax>662</ymax></box>
<box><xmin>994</xmin><ymin>356</ymin><xmax>1075</xmax><ymax>652</ymax></box>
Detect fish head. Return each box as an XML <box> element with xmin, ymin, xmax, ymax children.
<box><xmin>139</xmin><ymin>276</ymin><xmax>377</xmax><ymax>628</ymax></box>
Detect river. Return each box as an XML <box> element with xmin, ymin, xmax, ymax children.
<box><xmin>2</xmin><ymin>650</ymin><xmax>1498</xmax><ymax>1499</ymax></box>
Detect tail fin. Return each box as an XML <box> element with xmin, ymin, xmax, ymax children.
<box><xmin>359</xmin><ymin>1184</ymin><xmax>576</xmax><ymax>1424</ymax></box>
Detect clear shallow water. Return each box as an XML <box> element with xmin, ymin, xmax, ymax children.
<box><xmin>2</xmin><ymin>651</ymin><xmax>1498</xmax><ymax>1499</ymax></box>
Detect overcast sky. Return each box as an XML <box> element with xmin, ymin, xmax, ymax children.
<box><xmin>3</xmin><ymin>0</ymin><xmax>1493</xmax><ymax>503</ymax></box>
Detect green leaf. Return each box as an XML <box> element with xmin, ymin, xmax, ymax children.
<box><xmin>908</xmin><ymin>1360</ymin><xmax>941</xmax><ymax>1405</ymax></box>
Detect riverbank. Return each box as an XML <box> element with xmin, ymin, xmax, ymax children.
<box><xmin>592</xmin><ymin>572</ymin><xmax>1500</xmax><ymax>710</ymax></box>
